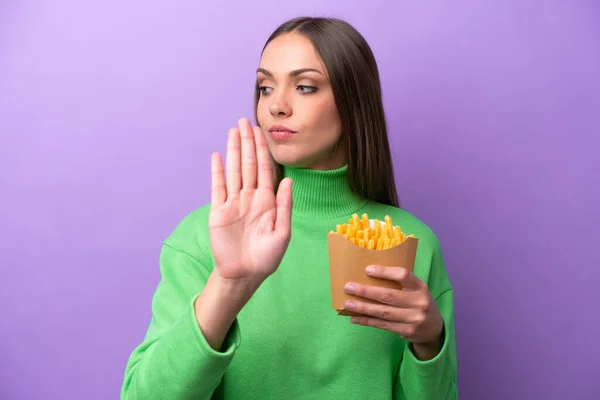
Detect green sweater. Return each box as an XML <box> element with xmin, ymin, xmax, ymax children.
<box><xmin>121</xmin><ymin>165</ymin><xmax>458</xmax><ymax>399</ymax></box>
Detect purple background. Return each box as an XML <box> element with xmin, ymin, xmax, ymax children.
<box><xmin>1</xmin><ymin>1</ymin><xmax>599</xmax><ymax>399</ymax></box>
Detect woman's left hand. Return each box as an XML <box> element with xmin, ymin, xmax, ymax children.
<box><xmin>344</xmin><ymin>265</ymin><xmax>445</xmax><ymax>359</ymax></box>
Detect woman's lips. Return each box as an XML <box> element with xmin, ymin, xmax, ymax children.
<box><xmin>269</xmin><ymin>130</ymin><xmax>296</xmax><ymax>140</ymax></box>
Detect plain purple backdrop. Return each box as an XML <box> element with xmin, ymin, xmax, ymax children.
<box><xmin>1</xmin><ymin>1</ymin><xmax>599</xmax><ymax>399</ymax></box>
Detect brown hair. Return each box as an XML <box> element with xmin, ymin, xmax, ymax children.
<box><xmin>254</xmin><ymin>16</ymin><xmax>400</xmax><ymax>208</ymax></box>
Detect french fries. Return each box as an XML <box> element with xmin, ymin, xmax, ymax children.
<box><xmin>330</xmin><ymin>213</ymin><xmax>414</xmax><ymax>250</ymax></box>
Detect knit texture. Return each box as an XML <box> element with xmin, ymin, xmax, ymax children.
<box><xmin>121</xmin><ymin>165</ymin><xmax>458</xmax><ymax>399</ymax></box>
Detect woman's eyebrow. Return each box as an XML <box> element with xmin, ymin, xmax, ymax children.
<box><xmin>256</xmin><ymin>68</ymin><xmax>324</xmax><ymax>77</ymax></box>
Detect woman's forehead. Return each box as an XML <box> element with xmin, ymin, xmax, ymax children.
<box><xmin>259</xmin><ymin>33</ymin><xmax>326</xmax><ymax>74</ymax></box>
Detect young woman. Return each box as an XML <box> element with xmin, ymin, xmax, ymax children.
<box><xmin>121</xmin><ymin>16</ymin><xmax>458</xmax><ymax>399</ymax></box>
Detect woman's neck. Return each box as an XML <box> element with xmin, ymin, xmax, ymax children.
<box><xmin>281</xmin><ymin>164</ymin><xmax>367</xmax><ymax>219</ymax></box>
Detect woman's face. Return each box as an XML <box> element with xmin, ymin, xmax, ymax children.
<box><xmin>256</xmin><ymin>33</ymin><xmax>347</xmax><ymax>170</ymax></box>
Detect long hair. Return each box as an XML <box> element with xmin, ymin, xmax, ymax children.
<box><xmin>254</xmin><ymin>17</ymin><xmax>400</xmax><ymax>208</ymax></box>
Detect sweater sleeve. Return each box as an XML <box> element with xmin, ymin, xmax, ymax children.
<box><xmin>120</xmin><ymin>234</ymin><xmax>241</xmax><ymax>399</ymax></box>
<box><xmin>393</xmin><ymin>237</ymin><xmax>458</xmax><ymax>399</ymax></box>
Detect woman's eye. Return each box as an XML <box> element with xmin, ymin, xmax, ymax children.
<box><xmin>259</xmin><ymin>86</ymin><xmax>273</xmax><ymax>95</ymax></box>
<box><xmin>297</xmin><ymin>85</ymin><xmax>318</xmax><ymax>94</ymax></box>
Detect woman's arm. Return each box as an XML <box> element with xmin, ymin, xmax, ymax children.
<box><xmin>120</xmin><ymin>238</ymin><xmax>245</xmax><ymax>400</ymax></box>
<box><xmin>121</xmin><ymin>118</ymin><xmax>292</xmax><ymax>399</ymax></box>
<box><xmin>393</xmin><ymin>238</ymin><xmax>458</xmax><ymax>400</ymax></box>
<box><xmin>394</xmin><ymin>288</ymin><xmax>458</xmax><ymax>399</ymax></box>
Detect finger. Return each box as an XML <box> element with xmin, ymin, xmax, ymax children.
<box><xmin>254</xmin><ymin>126</ymin><xmax>273</xmax><ymax>191</ymax></box>
<box><xmin>239</xmin><ymin>118</ymin><xmax>257</xmax><ymax>189</ymax></box>
<box><xmin>274</xmin><ymin>177</ymin><xmax>293</xmax><ymax>234</ymax></box>
<box><xmin>225</xmin><ymin>127</ymin><xmax>241</xmax><ymax>195</ymax></box>
<box><xmin>344</xmin><ymin>300</ymin><xmax>421</xmax><ymax>323</ymax></box>
<box><xmin>344</xmin><ymin>282</ymin><xmax>414</xmax><ymax>308</ymax></box>
<box><xmin>349</xmin><ymin>316</ymin><xmax>414</xmax><ymax>338</ymax></box>
<box><xmin>210</xmin><ymin>152</ymin><xmax>226</xmax><ymax>205</ymax></box>
<box><xmin>365</xmin><ymin>265</ymin><xmax>423</xmax><ymax>291</ymax></box>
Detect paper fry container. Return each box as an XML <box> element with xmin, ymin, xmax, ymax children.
<box><xmin>327</xmin><ymin>224</ymin><xmax>419</xmax><ymax>316</ymax></box>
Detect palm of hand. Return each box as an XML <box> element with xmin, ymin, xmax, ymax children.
<box><xmin>208</xmin><ymin>118</ymin><xmax>292</xmax><ymax>282</ymax></box>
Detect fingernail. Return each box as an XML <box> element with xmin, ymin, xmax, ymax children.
<box><xmin>345</xmin><ymin>301</ymin><xmax>356</xmax><ymax>310</ymax></box>
<box><xmin>366</xmin><ymin>266</ymin><xmax>376</xmax><ymax>274</ymax></box>
<box><xmin>344</xmin><ymin>283</ymin><xmax>355</xmax><ymax>294</ymax></box>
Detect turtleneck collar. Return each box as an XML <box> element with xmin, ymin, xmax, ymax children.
<box><xmin>282</xmin><ymin>164</ymin><xmax>368</xmax><ymax>219</ymax></box>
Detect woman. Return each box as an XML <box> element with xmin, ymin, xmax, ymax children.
<box><xmin>121</xmin><ymin>16</ymin><xmax>458</xmax><ymax>399</ymax></box>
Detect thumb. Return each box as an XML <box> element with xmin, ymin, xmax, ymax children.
<box><xmin>274</xmin><ymin>177</ymin><xmax>293</xmax><ymax>234</ymax></box>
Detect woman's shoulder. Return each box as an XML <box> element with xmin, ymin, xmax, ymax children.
<box><xmin>161</xmin><ymin>203</ymin><xmax>212</xmax><ymax>257</ymax></box>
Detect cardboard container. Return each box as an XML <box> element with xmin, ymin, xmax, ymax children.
<box><xmin>327</xmin><ymin>220</ymin><xmax>419</xmax><ymax>316</ymax></box>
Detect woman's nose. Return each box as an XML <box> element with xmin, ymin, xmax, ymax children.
<box><xmin>269</xmin><ymin>94</ymin><xmax>292</xmax><ymax>117</ymax></box>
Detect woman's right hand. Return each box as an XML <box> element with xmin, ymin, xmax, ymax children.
<box><xmin>208</xmin><ymin>117</ymin><xmax>293</xmax><ymax>288</ymax></box>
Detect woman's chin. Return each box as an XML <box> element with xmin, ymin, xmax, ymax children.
<box><xmin>270</xmin><ymin>149</ymin><xmax>310</xmax><ymax>168</ymax></box>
